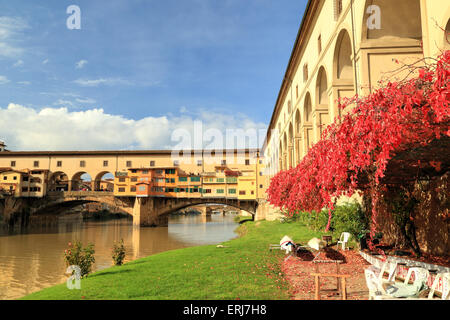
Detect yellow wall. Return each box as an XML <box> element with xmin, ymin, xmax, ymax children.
<box><xmin>263</xmin><ymin>0</ymin><xmax>449</xmax><ymax>177</ymax></box>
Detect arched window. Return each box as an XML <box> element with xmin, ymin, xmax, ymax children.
<box><xmin>304</xmin><ymin>93</ymin><xmax>312</xmax><ymax>122</ymax></box>
<box><xmin>303</xmin><ymin>64</ymin><xmax>309</xmax><ymax>82</ymax></box>
<box><xmin>316</xmin><ymin>67</ymin><xmax>328</xmax><ymax>105</ymax></box>
<box><xmin>363</xmin><ymin>0</ymin><xmax>422</xmax><ymax>40</ymax></box>
<box><xmin>334</xmin><ymin>0</ymin><xmax>343</xmax><ymax>20</ymax></box>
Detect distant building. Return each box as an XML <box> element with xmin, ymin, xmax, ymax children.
<box><xmin>0</xmin><ymin>168</ymin><xmax>48</xmax><ymax>197</ymax></box>
<box><xmin>0</xmin><ymin>141</ymin><xmax>7</xmax><ymax>152</ymax></box>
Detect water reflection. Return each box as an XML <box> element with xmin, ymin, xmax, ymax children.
<box><xmin>0</xmin><ymin>213</ymin><xmax>238</xmax><ymax>300</ymax></box>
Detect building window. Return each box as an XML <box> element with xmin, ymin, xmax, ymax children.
<box><xmin>296</xmin><ymin>85</ymin><xmax>299</xmax><ymax>99</ymax></box>
<box><xmin>288</xmin><ymin>100</ymin><xmax>292</xmax><ymax>114</ymax></box>
<box><xmin>260</xmin><ymin>184</ymin><xmax>263</xmax><ymax>189</ymax></box>
<box><xmin>179</xmin><ymin>177</ymin><xmax>188</xmax><ymax>182</ymax></box>
<box><xmin>3</xmin><ymin>176</ymin><xmax>6</xmax><ymax>180</ymax></box>
<box><xmin>259</xmin><ymin>171</ymin><xmax>263</xmax><ymax>176</ymax></box>
<box><xmin>173</xmin><ymin>160</ymin><xmax>179</xmax><ymax>166</ymax></box>
<box><xmin>13</xmin><ymin>176</ymin><xmax>17</xmax><ymax>180</ymax></box>
<box><xmin>259</xmin><ymin>160</ymin><xmax>263</xmax><ymax>164</ymax></box>
<box><xmin>303</xmin><ymin>64</ymin><xmax>308</xmax><ymax>82</ymax></box>
<box><xmin>229</xmin><ymin>189</ymin><xmax>236</xmax><ymax>194</ymax></box>
<box><xmin>142</xmin><ymin>170</ymin><xmax>148</xmax><ymax>174</ymax></box>
<box><xmin>34</xmin><ymin>161</ymin><xmax>39</xmax><ymax>167</ymax></box>
<box><xmin>118</xmin><ymin>187</ymin><xmax>125</xmax><ymax>192</ymax></box>
<box><xmin>150</xmin><ymin>161</ymin><xmax>155</xmax><ymax>167</ymax></box>
<box><xmin>138</xmin><ymin>186</ymin><xmax>146</xmax><ymax>192</ymax></box>
<box><xmin>221</xmin><ymin>160</ymin><xmax>226</xmax><ymax>165</ymax></box>
<box><xmin>126</xmin><ymin>161</ymin><xmax>132</xmax><ymax>167</ymax></box>
<box><xmin>130</xmin><ymin>186</ymin><xmax>136</xmax><ymax>192</ymax></box>
<box><xmin>251</xmin><ymin>191</ymin><xmax>254</xmax><ymax>195</ymax></box>
<box><xmin>80</xmin><ymin>160</ymin><xmax>86</xmax><ymax>167</ymax></box>
<box><xmin>190</xmin><ymin>176</ymin><xmax>201</xmax><ymax>182</ymax></box>
<box><xmin>131</xmin><ymin>177</ymin><xmax>138</xmax><ymax>182</ymax></box>
<box><xmin>118</xmin><ymin>177</ymin><xmax>126</xmax><ymax>183</ymax></box>
<box><xmin>239</xmin><ymin>190</ymin><xmax>246</xmax><ymax>195</ymax></box>
<box><xmin>197</xmin><ymin>160</ymin><xmax>202</xmax><ymax>166</ymax></box>
<box><xmin>10</xmin><ymin>161</ymin><xmax>16</xmax><ymax>167</ymax></box>
<box><xmin>103</xmin><ymin>160</ymin><xmax>108</xmax><ymax>167</ymax></box>
<box><xmin>318</xmin><ymin>34</ymin><xmax>322</xmax><ymax>54</ymax></box>
<box><xmin>245</xmin><ymin>159</ymin><xmax>250</xmax><ymax>166</ymax></box>
<box><xmin>216</xmin><ymin>178</ymin><xmax>224</xmax><ymax>183</ymax></box>
<box><xmin>57</xmin><ymin>161</ymin><xmax>62</xmax><ymax>167</ymax></box>
<box><xmin>334</xmin><ymin>0</ymin><xmax>343</xmax><ymax>20</ymax></box>
<box><xmin>216</xmin><ymin>189</ymin><xmax>224</xmax><ymax>194</ymax></box>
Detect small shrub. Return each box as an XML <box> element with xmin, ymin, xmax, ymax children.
<box><xmin>332</xmin><ymin>202</ymin><xmax>368</xmax><ymax>240</ymax></box>
<box><xmin>112</xmin><ymin>239</ymin><xmax>126</xmax><ymax>266</ymax></box>
<box><xmin>64</xmin><ymin>241</ymin><xmax>95</xmax><ymax>278</ymax></box>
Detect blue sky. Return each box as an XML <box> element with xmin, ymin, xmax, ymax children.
<box><xmin>0</xmin><ymin>0</ymin><xmax>307</xmax><ymax>150</ymax></box>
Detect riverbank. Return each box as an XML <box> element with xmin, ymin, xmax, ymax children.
<box><xmin>21</xmin><ymin>220</ymin><xmax>324</xmax><ymax>300</ymax></box>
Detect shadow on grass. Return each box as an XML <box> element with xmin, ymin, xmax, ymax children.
<box><xmin>91</xmin><ymin>269</ymin><xmax>133</xmax><ymax>278</ymax></box>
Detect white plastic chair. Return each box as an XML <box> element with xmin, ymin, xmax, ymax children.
<box><xmin>367</xmin><ymin>260</ymin><xmax>398</xmax><ymax>285</ymax></box>
<box><xmin>364</xmin><ymin>268</ymin><xmax>393</xmax><ymax>300</ymax></box>
<box><xmin>403</xmin><ymin>267</ymin><xmax>429</xmax><ymax>287</ymax></box>
<box><xmin>337</xmin><ymin>232</ymin><xmax>351</xmax><ymax>250</ymax></box>
<box><xmin>428</xmin><ymin>272</ymin><xmax>450</xmax><ymax>300</ymax></box>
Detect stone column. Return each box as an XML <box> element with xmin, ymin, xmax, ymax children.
<box><xmin>132</xmin><ymin>197</ymin><xmax>168</xmax><ymax>227</ymax></box>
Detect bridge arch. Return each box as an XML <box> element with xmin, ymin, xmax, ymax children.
<box><xmin>94</xmin><ymin>171</ymin><xmax>114</xmax><ymax>192</ymax></box>
<box><xmin>156</xmin><ymin>199</ymin><xmax>257</xmax><ymax>218</ymax></box>
<box><xmin>71</xmin><ymin>171</ymin><xmax>94</xmax><ymax>191</ymax></box>
<box><xmin>48</xmin><ymin>171</ymin><xmax>69</xmax><ymax>191</ymax></box>
<box><xmin>32</xmin><ymin>193</ymin><xmax>134</xmax><ymax>217</ymax></box>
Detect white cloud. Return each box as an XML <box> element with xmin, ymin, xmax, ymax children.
<box><xmin>73</xmin><ymin>77</ymin><xmax>132</xmax><ymax>87</ymax></box>
<box><xmin>42</xmin><ymin>59</ymin><xmax>49</xmax><ymax>65</ymax></box>
<box><xmin>53</xmin><ymin>99</ymin><xmax>74</xmax><ymax>107</ymax></box>
<box><xmin>75</xmin><ymin>97</ymin><xmax>96</xmax><ymax>104</ymax></box>
<box><xmin>17</xmin><ymin>81</ymin><xmax>31</xmax><ymax>85</ymax></box>
<box><xmin>0</xmin><ymin>75</ymin><xmax>10</xmax><ymax>84</ymax></box>
<box><xmin>0</xmin><ymin>17</ymin><xmax>28</xmax><ymax>57</ymax></box>
<box><xmin>13</xmin><ymin>59</ymin><xmax>24</xmax><ymax>67</ymax></box>
<box><xmin>75</xmin><ymin>59</ymin><xmax>88</xmax><ymax>69</ymax></box>
<box><xmin>0</xmin><ymin>103</ymin><xmax>267</xmax><ymax>151</ymax></box>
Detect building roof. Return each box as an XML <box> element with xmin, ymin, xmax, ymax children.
<box><xmin>0</xmin><ymin>148</ymin><xmax>261</xmax><ymax>157</ymax></box>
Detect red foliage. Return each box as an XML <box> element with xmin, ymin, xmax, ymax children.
<box><xmin>268</xmin><ymin>52</ymin><xmax>450</xmax><ymax>250</ymax></box>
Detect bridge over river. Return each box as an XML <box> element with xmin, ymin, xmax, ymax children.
<box><xmin>0</xmin><ymin>190</ymin><xmax>261</xmax><ymax>227</ymax></box>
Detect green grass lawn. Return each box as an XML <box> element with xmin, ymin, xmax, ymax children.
<box><xmin>22</xmin><ymin>220</ymin><xmax>325</xmax><ymax>300</ymax></box>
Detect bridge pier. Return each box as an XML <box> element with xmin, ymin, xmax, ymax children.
<box><xmin>132</xmin><ymin>197</ymin><xmax>168</xmax><ymax>227</ymax></box>
<box><xmin>197</xmin><ymin>206</ymin><xmax>212</xmax><ymax>217</ymax></box>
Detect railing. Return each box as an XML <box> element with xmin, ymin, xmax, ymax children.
<box><xmin>48</xmin><ymin>191</ymin><xmax>114</xmax><ymax>197</ymax></box>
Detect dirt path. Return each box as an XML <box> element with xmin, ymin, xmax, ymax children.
<box><xmin>282</xmin><ymin>247</ymin><xmax>371</xmax><ymax>300</ymax></box>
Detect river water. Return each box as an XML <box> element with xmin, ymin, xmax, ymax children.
<box><xmin>0</xmin><ymin>213</ymin><xmax>239</xmax><ymax>300</ymax></box>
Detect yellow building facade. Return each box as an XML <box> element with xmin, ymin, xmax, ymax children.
<box><xmin>262</xmin><ymin>0</ymin><xmax>450</xmax><ymax>177</ymax></box>
<box><xmin>0</xmin><ymin>150</ymin><xmax>267</xmax><ymax>203</ymax></box>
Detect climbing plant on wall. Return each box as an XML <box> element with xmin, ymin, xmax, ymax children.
<box><xmin>267</xmin><ymin>51</ymin><xmax>450</xmax><ymax>253</ymax></box>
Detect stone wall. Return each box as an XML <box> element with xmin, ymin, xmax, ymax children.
<box><xmin>374</xmin><ymin>172</ymin><xmax>449</xmax><ymax>256</ymax></box>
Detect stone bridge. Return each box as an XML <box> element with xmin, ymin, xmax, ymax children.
<box><xmin>0</xmin><ymin>191</ymin><xmax>261</xmax><ymax>227</ymax></box>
